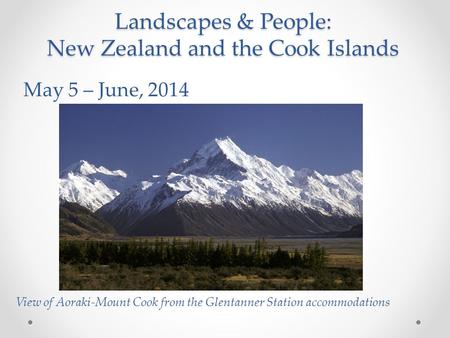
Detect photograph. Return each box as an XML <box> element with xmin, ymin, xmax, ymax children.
<box><xmin>59</xmin><ymin>104</ymin><xmax>363</xmax><ymax>290</ymax></box>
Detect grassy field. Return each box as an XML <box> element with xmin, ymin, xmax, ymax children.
<box><xmin>60</xmin><ymin>264</ymin><xmax>362</xmax><ymax>290</ymax></box>
<box><xmin>209</xmin><ymin>237</ymin><xmax>363</xmax><ymax>269</ymax></box>
<box><xmin>59</xmin><ymin>237</ymin><xmax>362</xmax><ymax>290</ymax></box>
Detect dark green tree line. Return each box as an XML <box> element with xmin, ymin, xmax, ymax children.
<box><xmin>60</xmin><ymin>239</ymin><xmax>327</xmax><ymax>270</ymax></box>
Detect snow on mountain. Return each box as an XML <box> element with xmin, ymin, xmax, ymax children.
<box><xmin>98</xmin><ymin>137</ymin><xmax>363</xmax><ymax>235</ymax></box>
<box><xmin>59</xmin><ymin>160</ymin><xmax>131</xmax><ymax>212</ymax></box>
<box><xmin>281</xmin><ymin>167</ymin><xmax>363</xmax><ymax>215</ymax></box>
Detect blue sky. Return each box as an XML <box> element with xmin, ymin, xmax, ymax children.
<box><xmin>60</xmin><ymin>104</ymin><xmax>362</xmax><ymax>179</ymax></box>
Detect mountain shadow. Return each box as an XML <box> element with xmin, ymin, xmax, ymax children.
<box><xmin>60</xmin><ymin>201</ymin><xmax>116</xmax><ymax>237</ymax></box>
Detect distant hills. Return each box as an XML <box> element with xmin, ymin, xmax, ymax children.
<box><xmin>59</xmin><ymin>201</ymin><xmax>116</xmax><ymax>237</ymax></box>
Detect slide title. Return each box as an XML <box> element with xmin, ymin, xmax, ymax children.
<box><xmin>46</xmin><ymin>12</ymin><xmax>399</xmax><ymax>58</ymax></box>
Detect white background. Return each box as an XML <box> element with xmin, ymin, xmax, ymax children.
<box><xmin>0</xmin><ymin>0</ymin><xmax>449</xmax><ymax>337</ymax></box>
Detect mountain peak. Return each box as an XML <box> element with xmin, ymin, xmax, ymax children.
<box><xmin>59</xmin><ymin>160</ymin><xmax>131</xmax><ymax>212</ymax></box>
<box><xmin>60</xmin><ymin>160</ymin><xmax>127</xmax><ymax>178</ymax></box>
<box><xmin>60</xmin><ymin>160</ymin><xmax>95</xmax><ymax>177</ymax></box>
<box><xmin>169</xmin><ymin>137</ymin><xmax>249</xmax><ymax>179</ymax></box>
<box><xmin>197</xmin><ymin>136</ymin><xmax>244</xmax><ymax>159</ymax></box>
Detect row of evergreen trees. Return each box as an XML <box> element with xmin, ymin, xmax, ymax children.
<box><xmin>60</xmin><ymin>238</ymin><xmax>328</xmax><ymax>270</ymax></box>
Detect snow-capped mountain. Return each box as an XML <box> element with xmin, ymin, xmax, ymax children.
<box><xmin>59</xmin><ymin>160</ymin><xmax>132</xmax><ymax>212</ymax></box>
<box><xmin>98</xmin><ymin>137</ymin><xmax>363</xmax><ymax>236</ymax></box>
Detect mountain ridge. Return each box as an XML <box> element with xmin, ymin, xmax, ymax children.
<box><xmin>59</xmin><ymin>160</ymin><xmax>133</xmax><ymax>212</ymax></box>
<box><xmin>59</xmin><ymin>200</ymin><xmax>117</xmax><ymax>237</ymax></box>
<box><xmin>92</xmin><ymin>137</ymin><xmax>363</xmax><ymax>236</ymax></box>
